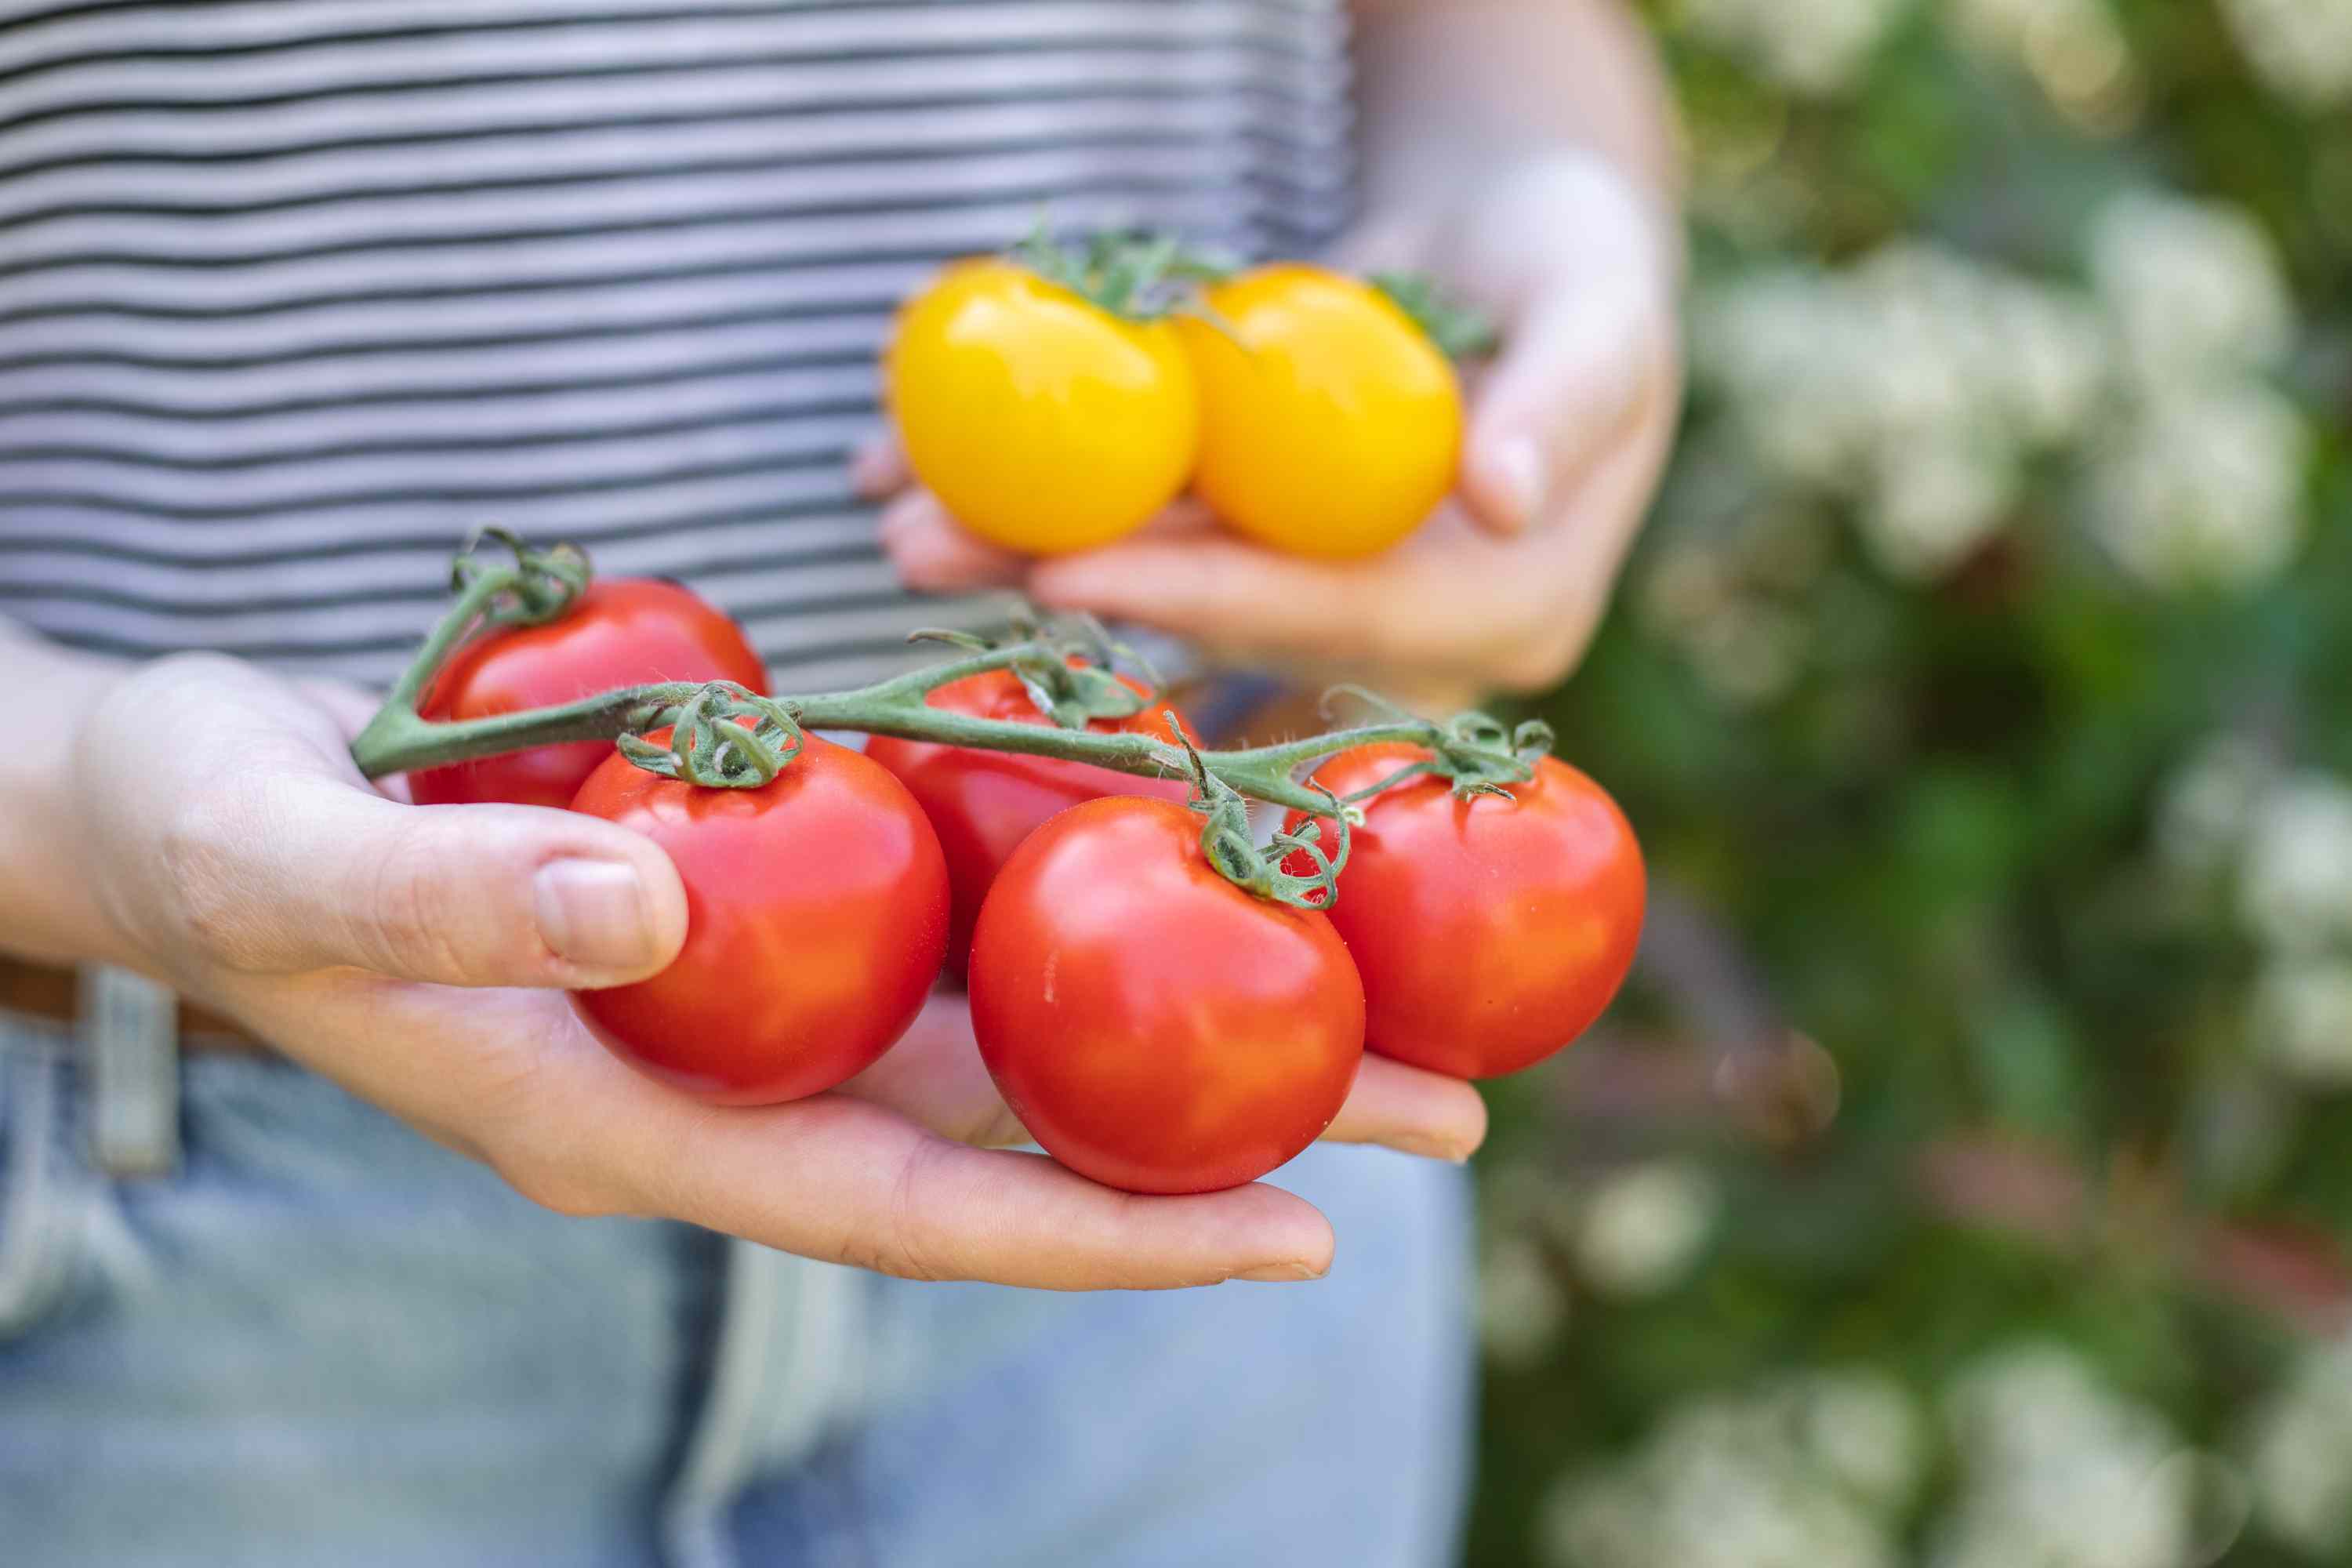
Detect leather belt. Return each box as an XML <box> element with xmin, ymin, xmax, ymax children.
<box><xmin>0</xmin><ymin>956</ymin><xmax>267</xmax><ymax>1055</ymax></box>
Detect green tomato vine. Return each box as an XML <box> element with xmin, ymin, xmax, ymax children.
<box><xmin>348</xmin><ymin>531</ymin><xmax>1550</xmax><ymax>909</ymax></box>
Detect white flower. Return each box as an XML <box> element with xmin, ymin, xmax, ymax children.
<box><xmin>2086</xmin><ymin>381</ymin><xmax>2310</xmax><ymax>592</ymax></box>
<box><xmin>1743</xmin><ymin>506</ymin><xmax>1842</xmax><ymax>595</ymax></box>
<box><xmin>1641</xmin><ymin>539</ymin><xmax>1742</xmax><ymax>639</ymax></box>
<box><xmin>2237</xmin><ymin>773</ymin><xmax>2352</xmax><ymax>950</ymax></box>
<box><xmin>2245</xmin><ymin>1334</ymin><xmax>2352</xmax><ymax>1554</ymax></box>
<box><xmin>1981</xmin><ymin>282</ymin><xmax>2111</xmax><ymax>447</ymax></box>
<box><xmin>1699</xmin><ymin>268</ymin><xmax>1879</xmax><ymax>488</ymax></box>
<box><xmin>1698</xmin><ymin>243</ymin><xmax>2111</xmax><ymax>586</ymax></box>
<box><xmin>1945</xmin><ymin>0</ymin><xmax>2137</xmax><ymax>114</ymax></box>
<box><xmin>1684</xmin><ymin>0</ymin><xmax>1915</xmax><ymax>96</ymax></box>
<box><xmin>1479</xmin><ymin>1236</ymin><xmax>1569</xmax><ymax>1367</ymax></box>
<box><xmin>1784</xmin><ymin>1369</ymin><xmax>1929</xmax><ymax>1510</ymax></box>
<box><xmin>1934</xmin><ymin>1343</ymin><xmax>2195</xmax><ymax>1568</ymax></box>
<box><xmin>2251</xmin><ymin>956</ymin><xmax>2352</xmax><ymax>1085</ymax></box>
<box><xmin>1686</xmin><ymin>603</ymin><xmax>1815</xmax><ymax>708</ymax></box>
<box><xmin>1573</xmin><ymin>1160</ymin><xmax>1722</xmax><ymax>1298</ymax></box>
<box><xmin>2089</xmin><ymin>193</ymin><xmax>2295</xmax><ymax>387</ymax></box>
<box><xmin>1542</xmin><ymin>1384</ymin><xmax>1902</xmax><ymax>1568</ymax></box>
<box><xmin>2219</xmin><ymin>0</ymin><xmax>2352</xmax><ymax>109</ymax></box>
<box><xmin>2154</xmin><ymin>735</ymin><xmax>2275</xmax><ymax>878</ymax></box>
<box><xmin>1860</xmin><ymin>432</ymin><xmax>2016</xmax><ymax>580</ymax></box>
<box><xmin>1850</xmin><ymin>245</ymin><xmax>1991</xmax><ymax>437</ymax></box>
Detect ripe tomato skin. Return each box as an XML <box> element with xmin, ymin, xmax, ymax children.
<box><xmin>885</xmin><ymin>260</ymin><xmax>1198</xmax><ymax>555</ymax></box>
<box><xmin>968</xmin><ymin>797</ymin><xmax>1365</xmax><ymax>1195</ymax></box>
<box><xmin>1285</xmin><ymin>745</ymin><xmax>1645</xmax><ymax>1080</ymax></box>
<box><xmin>863</xmin><ymin>669</ymin><xmax>1193</xmax><ymax>974</ymax></box>
<box><xmin>408</xmin><ymin>579</ymin><xmax>768</xmax><ymax>810</ymax></box>
<box><xmin>1178</xmin><ymin>264</ymin><xmax>1462</xmax><ymax>561</ymax></box>
<box><xmin>568</xmin><ymin>733</ymin><xmax>949</xmax><ymax>1105</ymax></box>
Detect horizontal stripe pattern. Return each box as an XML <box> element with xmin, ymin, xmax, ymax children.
<box><xmin>0</xmin><ymin>0</ymin><xmax>1353</xmax><ymax>688</ymax></box>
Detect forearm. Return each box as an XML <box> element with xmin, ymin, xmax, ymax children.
<box><xmin>1352</xmin><ymin>0</ymin><xmax>1682</xmax><ymax>230</ymax></box>
<box><xmin>0</xmin><ymin>623</ymin><xmax>140</xmax><ymax>968</ymax></box>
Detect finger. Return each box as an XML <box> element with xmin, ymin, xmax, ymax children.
<box><xmin>877</xmin><ymin>490</ymin><xmax>1029</xmax><ymax>591</ymax></box>
<box><xmin>240</xmin><ymin>978</ymin><xmax>1337</xmax><ymax>1290</ymax></box>
<box><xmin>294</xmin><ymin>676</ymin><xmax>389</xmax><ymax>741</ymax></box>
<box><xmin>849</xmin><ymin>430</ymin><xmax>911</xmax><ymax>499</ymax></box>
<box><xmin>834</xmin><ymin>991</ymin><xmax>1029</xmax><ymax>1148</ymax></box>
<box><xmin>295</xmin><ymin>677</ymin><xmax>416</xmax><ymax>802</ymax></box>
<box><xmin>880</xmin><ymin>491</ymin><xmax>1218</xmax><ymax>593</ymax></box>
<box><xmin>1029</xmin><ymin>528</ymin><xmax>1467</xmax><ymax>673</ymax></box>
<box><xmin>1032</xmin><ymin>428</ymin><xmax>1669</xmax><ymax>692</ymax></box>
<box><xmin>1321</xmin><ymin>1056</ymin><xmax>1488</xmax><ymax>1162</ymax></box>
<box><xmin>1458</xmin><ymin>285</ymin><xmax>1657</xmax><ymax>537</ymax></box>
<box><xmin>841</xmin><ymin>992</ymin><xmax>1493</xmax><ymax>1163</ymax></box>
<box><xmin>646</xmin><ymin>1094</ymin><xmax>1339</xmax><ymax>1290</ymax></box>
<box><xmin>174</xmin><ymin>772</ymin><xmax>688</xmax><ymax>989</ymax></box>
<box><xmin>1329</xmin><ymin>209</ymin><xmax>1440</xmax><ymax>277</ymax></box>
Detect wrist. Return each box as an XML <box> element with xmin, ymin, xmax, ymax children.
<box><xmin>1362</xmin><ymin>147</ymin><xmax>1680</xmax><ymax>294</ymax></box>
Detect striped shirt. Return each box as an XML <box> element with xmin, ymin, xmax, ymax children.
<box><xmin>0</xmin><ymin>0</ymin><xmax>1356</xmax><ymax>691</ymax></box>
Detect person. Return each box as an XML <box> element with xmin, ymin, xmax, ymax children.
<box><xmin>0</xmin><ymin>1</ymin><xmax>1680</xmax><ymax>1562</ymax></box>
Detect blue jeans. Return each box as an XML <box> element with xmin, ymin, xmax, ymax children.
<box><xmin>0</xmin><ymin>1013</ymin><xmax>1474</xmax><ymax>1566</ymax></box>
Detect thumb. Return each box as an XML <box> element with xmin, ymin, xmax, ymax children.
<box><xmin>176</xmin><ymin>773</ymin><xmax>688</xmax><ymax>989</ymax></box>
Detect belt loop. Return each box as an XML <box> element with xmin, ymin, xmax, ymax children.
<box><xmin>0</xmin><ymin>1022</ymin><xmax>88</xmax><ymax>1335</ymax></box>
<box><xmin>76</xmin><ymin>964</ymin><xmax>180</xmax><ymax>1180</ymax></box>
<box><xmin>659</xmin><ymin>1244</ymin><xmax>868</xmax><ymax>1568</ymax></box>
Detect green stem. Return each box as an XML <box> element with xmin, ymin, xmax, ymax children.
<box><xmin>379</xmin><ymin>566</ymin><xmax>508</xmax><ymax>714</ymax></box>
<box><xmin>351</xmin><ymin>653</ymin><xmax>1435</xmax><ymax>816</ymax></box>
<box><xmin>352</xmin><ymin>681</ymin><xmax>712</xmax><ymax>774</ymax></box>
<box><xmin>347</xmin><ymin>535</ymin><xmax>1498</xmax><ymax>826</ymax></box>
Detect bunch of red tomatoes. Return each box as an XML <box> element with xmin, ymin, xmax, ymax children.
<box><xmin>885</xmin><ymin>235</ymin><xmax>1487</xmax><ymax>561</ymax></box>
<box><xmin>408</xmin><ymin>566</ymin><xmax>1645</xmax><ymax>1196</ymax></box>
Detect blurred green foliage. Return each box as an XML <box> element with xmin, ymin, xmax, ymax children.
<box><xmin>1468</xmin><ymin>2</ymin><xmax>2352</xmax><ymax>1563</ymax></box>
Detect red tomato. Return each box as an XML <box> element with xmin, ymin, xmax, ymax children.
<box><xmin>568</xmin><ymin>732</ymin><xmax>949</xmax><ymax>1105</ymax></box>
<box><xmin>967</xmin><ymin>797</ymin><xmax>1364</xmax><ymax>1194</ymax></box>
<box><xmin>409</xmin><ymin>579</ymin><xmax>768</xmax><ymax>809</ymax></box>
<box><xmin>866</xmin><ymin>669</ymin><xmax>1193</xmax><ymax>973</ymax></box>
<box><xmin>1286</xmin><ymin>745</ymin><xmax>1645</xmax><ymax>1080</ymax></box>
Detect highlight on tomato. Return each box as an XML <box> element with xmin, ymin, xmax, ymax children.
<box><xmin>864</xmin><ymin>662</ymin><xmax>1193</xmax><ymax>974</ymax></box>
<box><xmin>967</xmin><ymin>796</ymin><xmax>1365</xmax><ymax>1196</ymax></box>
<box><xmin>885</xmin><ymin>233</ymin><xmax>1199</xmax><ymax>557</ymax></box>
<box><xmin>1177</xmin><ymin>264</ymin><xmax>1491</xmax><ymax>561</ymax></box>
<box><xmin>568</xmin><ymin>720</ymin><xmax>949</xmax><ymax>1106</ymax></box>
<box><xmin>408</xmin><ymin>578</ymin><xmax>768</xmax><ymax>809</ymax></box>
<box><xmin>1286</xmin><ymin>742</ymin><xmax>1645</xmax><ymax>1080</ymax></box>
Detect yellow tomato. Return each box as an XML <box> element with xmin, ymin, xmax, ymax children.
<box><xmin>886</xmin><ymin>260</ymin><xmax>1198</xmax><ymax>556</ymax></box>
<box><xmin>1178</xmin><ymin>264</ymin><xmax>1464</xmax><ymax>561</ymax></box>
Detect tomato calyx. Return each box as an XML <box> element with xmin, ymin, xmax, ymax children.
<box><xmin>448</xmin><ymin>526</ymin><xmax>591</xmax><ymax>630</ymax></box>
<box><xmin>615</xmin><ymin>681</ymin><xmax>807</xmax><ymax>789</ymax></box>
<box><xmin>1009</xmin><ymin>223</ymin><xmax>1230</xmax><ymax>325</ymax></box>
<box><xmin>1322</xmin><ymin>687</ymin><xmax>1556</xmax><ymax>803</ymax></box>
<box><xmin>1165</xmin><ymin>714</ymin><xmax>1352</xmax><ymax>909</ymax></box>
<box><xmin>1369</xmin><ymin>272</ymin><xmax>1501</xmax><ymax>361</ymax></box>
<box><xmin>911</xmin><ymin>609</ymin><xmax>1159</xmax><ymax>731</ymax></box>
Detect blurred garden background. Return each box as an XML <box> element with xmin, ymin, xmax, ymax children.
<box><xmin>1468</xmin><ymin>0</ymin><xmax>2352</xmax><ymax>1562</ymax></box>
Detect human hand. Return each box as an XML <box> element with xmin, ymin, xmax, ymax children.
<box><xmin>864</xmin><ymin>153</ymin><xmax>1682</xmax><ymax>703</ymax></box>
<box><xmin>71</xmin><ymin>655</ymin><xmax>1485</xmax><ymax>1289</ymax></box>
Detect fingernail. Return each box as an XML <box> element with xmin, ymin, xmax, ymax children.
<box><xmin>1401</xmin><ymin>1136</ymin><xmax>1476</xmax><ymax>1165</ymax></box>
<box><xmin>1236</xmin><ymin>1260</ymin><xmax>1327</xmax><ymax>1283</ymax></box>
<box><xmin>1492</xmin><ymin>436</ymin><xmax>1546</xmax><ymax>530</ymax></box>
<box><xmin>535</xmin><ymin>859</ymin><xmax>660</xmax><ymax>973</ymax></box>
